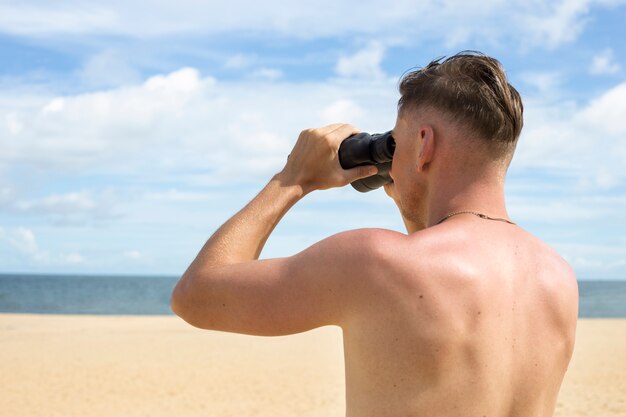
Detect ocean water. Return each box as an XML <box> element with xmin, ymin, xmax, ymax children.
<box><xmin>0</xmin><ymin>274</ymin><xmax>624</xmax><ymax>317</ymax></box>
<box><xmin>0</xmin><ymin>274</ymin><xmax>177</xmax><ymax>315</ymax></box>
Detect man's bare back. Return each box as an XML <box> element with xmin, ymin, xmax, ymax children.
<box><xmin>171</xmin><ymin>52</ymin><xmax>579</xmax><ymax>417</ymax></box>
<box><xmin>342</xmin><ymin>219</ymin><xmax>578</xmax><ymax>416</ymax></box>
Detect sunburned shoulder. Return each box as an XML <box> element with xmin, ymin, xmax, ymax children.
<box><xmin>334</xmin><ymin>226</ymin><xmax>454</xmax><ymax>256</ymax></box>
<box><xmin>325</xmin><ymin>227</ymin><xmax>452</xmax><ymax>280</ymax></box>
<box><xmin>325</xmin><ymin>226</ymin><xmax>464</xmax><ymax>273</ymax></box>
<box><xmin>310</xmin><ymin>228</ymin><xmax>411</xmax><ymax>280</ymax></box>
<box><xmin>300</xmin><ymin>228</ymin><xmax>410</xmax><ymax>296</ymax></box>
<box><xmin>323</xmin><ymin>227</ymin><xmax>408</xmax><ymax>260</ymax></box>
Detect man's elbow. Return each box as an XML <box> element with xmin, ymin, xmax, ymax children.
<box><xmin>170</xmin><ymin>279</ymin><xmax>187</xmax><ymax>318</ymax></box>
<box><xmin>170</xmin><ymin>276</ymin><xmax>214</xmax><ymax>330</ymax></box>
<box><xmin>170</xmin><ymin>276</ymin><xmax>199</xmax><ymax>324</ymax></box>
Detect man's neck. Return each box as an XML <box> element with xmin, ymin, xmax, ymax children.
<box><xmin>425</xmin><ymin>176</ymin><xmax>509</xmax><ymax>228</ymax></box>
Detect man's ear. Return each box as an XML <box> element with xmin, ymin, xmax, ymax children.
<box><xmin>417</xmin><ymin>125</ymin><xmax>435</xmax><ymax>172</ymax></box>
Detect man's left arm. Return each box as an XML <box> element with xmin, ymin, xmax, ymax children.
<box><xmin>170</xmin><ymin>124</ymin><xmax>379</xmax><ymax>335</ymax></box>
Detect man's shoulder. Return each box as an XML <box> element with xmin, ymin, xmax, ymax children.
<box><xmin>520</xmin><ymin>229</ymin><xmax>579</xmax><ymax>310</ymax></box>
<box><xmin>509</xmin><ymin>226</ymin><xmax>577</xmax><ymax>285</ymax></box>
<box><xmin>326</xmin><ymin>227</ymin><xmax>407</xmax><ymax>254</ymax></box>
<box><xmin>318</xmin><ymin>228</ymin><xmax>410</xmax><ymax>279</ymax></box>
<box><xmin>396</xmin><ymin>223</ymin><xmax>575</xmax><ymax>290</ymax></box>
<box><xmin>326</xmin><ymin>226</ymin><xmax>463</xmax><ymax>272</ymax></box>
<box><xmin>323</xmin><ymin>227</ymin><xmax>450</xmax><ymax>288</ymax></box>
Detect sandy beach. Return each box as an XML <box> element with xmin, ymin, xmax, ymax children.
<box><xmin>1</xmin><ymin>314</ymin><xmax>624</xmax><ymax>417</ymax></box>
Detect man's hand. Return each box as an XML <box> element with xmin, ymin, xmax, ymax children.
<box><xmin>278</xmin><ymin>123</ymin><xmax>378</xmax><ymax>195</ymax></box>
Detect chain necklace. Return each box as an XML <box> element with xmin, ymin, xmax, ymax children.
<box><xmin>435</xmin><ymin>211</ymin><xmax>516</xmax><ymax>226</ymax></box>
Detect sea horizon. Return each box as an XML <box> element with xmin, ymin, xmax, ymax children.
<box><xmin>1</xmin><ymin>273</ymin><xmax>625</xmax><ymax>318</ymax></box>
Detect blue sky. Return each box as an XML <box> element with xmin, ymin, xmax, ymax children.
<box><xmin>0</xmin><ymin>0</ymin><xmax>625</xmax><ymax>279</ymax></box>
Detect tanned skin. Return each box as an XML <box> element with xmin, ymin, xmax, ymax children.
<box><xmin>172</xmin><ymin>113</ymin><xmax>578</xmax><ymax>417</ymax></box>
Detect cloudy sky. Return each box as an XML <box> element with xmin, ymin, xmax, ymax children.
<box><xmin>0</xmin><ymin>0</ymin><xmax>625</xmax><ymax>279</ymax></box>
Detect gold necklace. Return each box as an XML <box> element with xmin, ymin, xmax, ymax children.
<box><xmin>435</xmin><ymin>211</ymin><xmax>516</xmax><ymax>226</ymax></box>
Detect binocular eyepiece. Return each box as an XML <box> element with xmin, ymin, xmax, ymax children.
<box><xmin>338</xmin><ymin>131</ymin><xmax>395</xmax><ymax>192</ymax></box>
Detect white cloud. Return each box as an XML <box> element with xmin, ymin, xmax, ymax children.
<box><xmin>123</xmin><ymin>250</ymin><xmax>142</xmax><ymax>260</ymax></box>
<box><xmin>0</xmin><ymin>66</ymin><xmax>399</xmax><ymax>241</ymax></box>
<box><xmin>1</xmin><ymin>1</ymin><xmax>623</xmax><ymax>49</ymax></box>
<box><xmin>590</xmin><ymin>48</ymin><xmax>621</xmax><ymax>75</ymax></box>
<box><xmin>142</xmin><ymin>189</ymin><xmax>216</xmax><ymax>202</ymax></box>
<box><xmin>224</xmin><ymin>54</ymin><xmax>254</xmax><ymax>69</ymax></box>
<box><xmin>16</xmin><ymin>192</ymin><xmax>97</xmax><ymax>212</ymax></box>
<box><xmin>251</xmin><ymin>68</ymin><xmax>283</xmax><ymax>80</ymax></box>
<box><xmin>509</xmin><ymin>194</ymin><xmax>626</xmax><ymax>225</ymax></box>
<box><xmin>7</xmin><ymin>190</ymin><xmax>119</xmax><ymax>225</ymax></box>
<box><xmin>42</xmin><ymin>98</ymin><xmax>65</xmax><ymax>114</ymax></box>
<box><xmin>61</xmin><ymin>252</ymin><xmax>85</xmax><ymax>264</ymax></box>
<box><xmin>336</xmin><ymin>42</ymin><xmax>386</xmax><ymax>79</ymax></box>
<box><xmin>7</xmin><ymin>227</ymin><xmax>40</xmax><ymax>256</ymax></box>
<box><xmin>78</xmin><ymin>49</ymin><xmax>142</xmax><ymax>88</ymax></box>
<box><xmin>509</xmin><ymin>199</ymin><xmax>601</xmax><ymax>223</ymax></box>
<box><xmin>0</xmin><ymin>67</ymin><xmax>212</xmax><ymax>171</ymax></box>
<box><xmin>0</xmin><ymin>66</ymin><xmax>398</xmax><ymax>186</ymax></box>
<box><xmin>0</xmin><ymin>3</ymin><xmax>117</xmax><ymax>36</ymax></box>
<box><xmin>577</xmin><ymin>82</ymin><xmax>626</xmax><ymax>136</ymax></box>
<box><xmin>319</xmin><ymin>100</ymin><xmax>364</xmax><ymax>125</ymax></box>
<box><xmin>0</xmin><ymin>186</ymin><xmax>14</xmax><ymax>205</ymax></box>
<box><xmin>520</xmin><ymin>71</ymin><xmax>563</xmax><ymax>96</ymax></box>
<box><xmin>512</xmin><ymin>82</ymin><xmax>626</xmax><ymax>187</ymax></box>
<box><xmin>5</xmin><ymin>113</ymin><xmax>23</xmax><ymax>134</ymax></box>
<box><xmin>0</xmin><ymin>227</ymin><xmax>87</xmax><ymax>265</ymax></box>
<box><xmin>521</xmin><ymin>0</ymin><xmax>592</xmax><ymax>49</ymax></box>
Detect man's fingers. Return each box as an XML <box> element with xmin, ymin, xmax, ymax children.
<box><xmin>317</xmin><ymin>123</ymin><xmax>345</xmax><ymax>135</ymax></box>
<box><xmin>344</xmin><ymin>164</ymin><xmax>378</xmax><ymax>183</ymax></box>
<box><xmin>328</xmin><ymin>124</ymin><xmax>360</xmax><ymax>145</ymax></box>
<box><xmin>317</xmin><ymin>123</ymin><xmax>360</xmax><ymax>143</ymax></box>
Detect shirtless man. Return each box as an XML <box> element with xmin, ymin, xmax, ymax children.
<box><xmin>171</xmin><ymin>51</ymin><xmax>579</xmax><ymax>417</ymax></box>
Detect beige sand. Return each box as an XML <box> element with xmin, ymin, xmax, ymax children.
<box><xmin>0</xmin><ymin>315</ymin><xmax>624</xmax><ymax>417</ymax></box>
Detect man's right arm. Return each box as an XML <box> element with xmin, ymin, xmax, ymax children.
<box><xmin>171</xmin><ymin>227</ymin><xmax>399</xmax><ymax>336</ymax></box>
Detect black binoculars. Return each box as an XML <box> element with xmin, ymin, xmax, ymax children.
<box><xmin>338</xmin><ymin>131</ymin><xmax>395</xmax><ymax>192</ymax></box>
